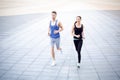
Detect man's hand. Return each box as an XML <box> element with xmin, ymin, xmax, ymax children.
<box><xmin>48</xmin><ymin>26</ymin><xmax>50</xmax><ymax>36</ymax></box>
<box><xmin>48</xmin><ymin>32</ymin><xmax>50</xmax><ymax>36</ymax></box>
<box><xmin>54</xmin><ymin>30</ymin><xmax>59</xmax><ymax>34</ymax></box>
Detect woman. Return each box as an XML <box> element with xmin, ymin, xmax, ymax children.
<box><xmin>71</xmin><ymin>16</ymin><xmax>85</xmax><ymax>68</ymax></box>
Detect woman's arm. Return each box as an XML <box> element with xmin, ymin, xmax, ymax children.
<box><xmin>71</xmin><ymin>25</ymin><xmax>75</xmax><ymax>36</ymax></box>
<box><xmin>82</xmin><ymin>25</ymin><xmax>85</xmax><ymax>39</ymax></box>
<box><xmin>71</xmin><ymin>25</ymin><xmax>80</xmax><ymax>38</ymax></box>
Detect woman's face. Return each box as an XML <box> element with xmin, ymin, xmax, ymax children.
<box><xmin>76</xmin><ymin>16</ymin><xmax>81</xmax><ymax>22</ymax></box>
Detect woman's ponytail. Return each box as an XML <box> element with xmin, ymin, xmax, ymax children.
<box><xmin>74</xmin><ymin>21</ymin><xmax>77</xmax><ymax>26</ymax></box>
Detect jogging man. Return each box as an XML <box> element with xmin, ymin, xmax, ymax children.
<box><xmin>48</xmin><ymin>11</ymin><xmax>63</xmax><ymax>66</ymax></box>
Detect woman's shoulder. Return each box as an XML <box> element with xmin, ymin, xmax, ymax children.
<box><xmin>81</xmin><ymin>24</ymin><xmax>84</xmax><ymax>28</ymax></box>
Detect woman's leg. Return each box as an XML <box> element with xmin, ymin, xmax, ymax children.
<box><xmin>74</xmin><ymin>40</ymin><xmax>80</xmax><ymax>63</ymax></box>
<box><xmin>77</xmin><ymin>40</ymin><xmax>83</xmax><ymax>63</ymax></box>
<box><xmin>74</xmin><ymin>40</ymin><xmax>79</xmax><ymax>51</ymax></box>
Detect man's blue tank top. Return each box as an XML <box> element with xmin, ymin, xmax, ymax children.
<box><xmin>50</xmin><ymin>20</ymin><xmax>60</xmax><ymax>38</ymax></box>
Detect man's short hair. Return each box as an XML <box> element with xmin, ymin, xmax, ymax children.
<box><xmin>52</xmin><ymin>11</ymin><xmax>57</xmax><ymax>15</ymax></box>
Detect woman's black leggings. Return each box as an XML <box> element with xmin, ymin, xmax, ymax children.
<box><xmin>74</xmin><ymin>40</ymin><xmax>83</xmax><ymax>63</ymax></box>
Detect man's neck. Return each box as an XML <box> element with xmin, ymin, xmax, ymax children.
<box><xmin>52</xmin><ymin>19</ymin><xmax>56</xmax><ymax>21</ymax></box>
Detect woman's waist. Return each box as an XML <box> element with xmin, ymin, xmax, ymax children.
<box><xmin>73</xmin><ymin>36</ymin><xmax>83</xmax><ymax>40</ymax></box>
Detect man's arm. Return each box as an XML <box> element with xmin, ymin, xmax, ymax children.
<box><xmin>48</xmin><ymin>26</ymin><xmax>50</xmax><ymax>36</ymax></box>
<box><xmin>58</xmin><ymin>22</ymin><xmax>63</xmax><ymax>32</ymax></box>
<box><xmin>54</xmin><ymin>21</ymin><xmax>63</xmax><ymax>34</ymax></box>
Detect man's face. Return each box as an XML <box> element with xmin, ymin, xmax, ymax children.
<box><xmin>51</xmin><ymin>13</ymin><xmax>56</xmax><ymax>20</ymax></box>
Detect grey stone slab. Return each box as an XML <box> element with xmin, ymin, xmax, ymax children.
<box><xmin>5</xmin><ymin>70</ymin><xmax>23</xmax><ymax>75</ymax></box>
<box><xmin>56</xmin><ymin>76</ymin><xmax>68</xmax><ymax>80</ymax></box>
<box><xmin>0</xmin><ymin>70</ymin><xmax>7</xmax><ymax>77</ymax></box>
<box><xmin>68</xmin><ymin>76</ymin><xmax>80</xmax><ymax>80</ymax></box>
<box><xmin>17</xmin><ymin>75</ymin><xmax>37</xmax><ymax>80</ymax></box>
<box><xmin>0</xmin><ymin>74</ymin><xmax>19</xmax><ymax>80</ymax></box>
<box><xmin>22</xmin><ymin>71</ymin><xmax>40</xmax><ymax>76</ymax></box>
<box><xmin>10</xmin><ymin>63</ymin><xmax>29</xmax><ymax>72</ymax></box>
<box><xmin>0</xmin><ymin>63</ymin><xmax>13</xmax><ymax>70</ymax></box>
<box><xmin>98</xmin><ymin>72</ymin><xmax>119</xmax><ymax>80</ymax></box>
<box><xmin>78</xmin><ymin>73</ymin><xmax>100</xmax><ymax>80</ymax></box>
<box><xmin>26</xmin><ymin>66</ymin><xmax>43</xmax><ymax>72</ymax></box>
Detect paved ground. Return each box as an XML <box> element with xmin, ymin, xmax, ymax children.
<box><xmin>0</xmin><ymin>10</ymin><xmax>120</xmax><ymax>80</ymax></box>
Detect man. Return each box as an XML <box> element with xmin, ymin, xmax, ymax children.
<box><xmin>48</xmin><ymin>11</ymin><xmax>63</xmax><ymax>66</ymax></box>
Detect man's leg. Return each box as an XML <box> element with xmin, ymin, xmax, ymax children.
<box><xmin>50</xmin><ymin>38</ymin><xmax>56</xmax><ymax>66</ymax></box>
<box><xmin>56</xmin><ymin>38</ymin><xmax>62</xmax><ymax>53</ymax></box>
<box><xmin>51</xmin><ymin>46</ymin><xmax>55</xmax><ymax>61</ymax></box>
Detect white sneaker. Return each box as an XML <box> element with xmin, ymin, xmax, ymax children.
<box><xmin>51</xmin><ymin>61</ymin><xmax>56</xmax><ymax>66</ymax></box>
<box><xmin>77</xmin><ymin>63</ymin><xmax>80</xmax><ymax>68</ymax></box>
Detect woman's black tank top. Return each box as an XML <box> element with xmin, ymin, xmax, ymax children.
<box><xmin>74</xmin><ymin>23</ymin><xmax>83</xmax><ymax>40</ymax></box>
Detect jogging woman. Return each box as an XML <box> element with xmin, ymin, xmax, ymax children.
<box><xmin>71</xmin><ymin>16</ymin><xmax>85</xmax><ymax>68</ymax></box>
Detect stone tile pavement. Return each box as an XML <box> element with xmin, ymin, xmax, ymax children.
<box><xmin>0</xmin><ymin>10</ymin><xmax>120</xmax><ymax>80</ymax></box>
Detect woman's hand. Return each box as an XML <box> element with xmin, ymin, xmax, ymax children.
<box><xmin>75</xmin><ymin>35</ymin><xmax>80</xmax><ymax>38</ymax></box>
<box><xmin>82</xmin><ymin>36</ymin><xmax>85</xmax><ymax>39</ymax></box>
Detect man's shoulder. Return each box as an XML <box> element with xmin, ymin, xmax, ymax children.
<box><xmin>57</xmin><ymin>20</ymin><xmax>62</xmax><ymax>24</ymax></box>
